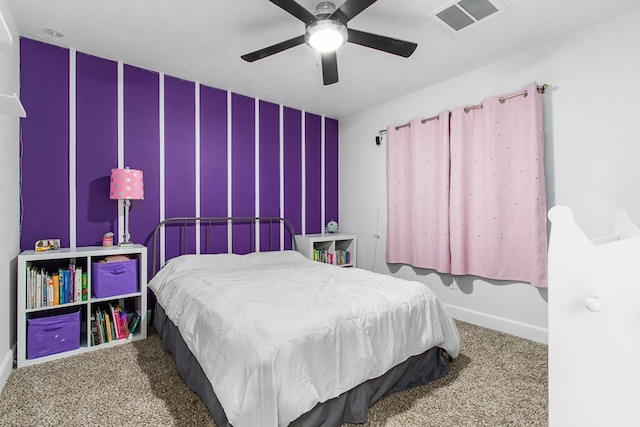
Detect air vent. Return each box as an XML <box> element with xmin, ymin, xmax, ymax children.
<box><xmin>428</xmin><ymin>0</ymin><xmax>507</xmax><ymax>35</ymax></box>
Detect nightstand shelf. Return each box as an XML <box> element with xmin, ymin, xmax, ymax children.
<box><xmin>295</xmin><ymin>233</ymin><xmax>357</xmax><ymax>267</ymax></box>
<box><xmin>17</xmin><ymin>244</ymin><xmax>147</xmax><ymax>368</ymax></box>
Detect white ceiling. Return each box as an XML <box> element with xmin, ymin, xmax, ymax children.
<box><xmin>7</xmin><ymin>0</ymin><xmax>640</xmax><ymax>118</ymax></box>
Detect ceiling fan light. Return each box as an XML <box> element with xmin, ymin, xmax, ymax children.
<box><xmin>305</xmin><ymin>20</ymin><xmax>347</xmax><ymax>53</ymax></box>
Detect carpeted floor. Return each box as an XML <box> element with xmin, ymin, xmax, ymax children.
<box><xmin>0</xmin><ymin>320</ymin><xmax>547</xmax><ymax>426</ymax></box>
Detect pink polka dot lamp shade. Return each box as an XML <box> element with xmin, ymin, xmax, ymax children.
<box><xmin>110</xmin><ymin>168</ymin><xmax>144</xmax><ymax>200</ymax></box>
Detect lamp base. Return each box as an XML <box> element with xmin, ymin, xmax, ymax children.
<box><xmin>119</xmin><ymin>199</ymin><xmax>134</xmax><ymax>247</ymax></box>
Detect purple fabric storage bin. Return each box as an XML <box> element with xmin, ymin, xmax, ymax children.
<box><xmin>92</xmin><ymin>259</ymin><xmax>138</xmax><ymax>298</ymax></box>
<box><xmin>27</xmin><ymin>309</ymin><xmax>81</xmax><ymax>359</ymax></box>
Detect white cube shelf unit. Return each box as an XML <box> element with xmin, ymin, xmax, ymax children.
<box><xmin>17</xmin><ymin>244</ymin><xmax>147</xmax><ymax>368</ymax></box>
<box><xmin>295</xmin><ymin>233</ymin><xmax>357</xmax><ymax>267</ymax></box>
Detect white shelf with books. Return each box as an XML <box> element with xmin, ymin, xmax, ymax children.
<box><xmin>17</xmin><ymin>244</ymin><xmax>147</xmax><ymax>368</ymax></box>
<box><xmin>295</xmin><ymin>233</ymin><xmax>357</xmax><ymax>267</ymax></box>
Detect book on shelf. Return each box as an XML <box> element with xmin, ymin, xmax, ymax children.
<box><xmin>120</xmin><ymin>311</ymin><xmax>130</xmax><ymax>339</ymax></box>
<box><xmin>104</xmin><ymin>312</ymin><xmax>112</xmax><ymax>342</ymax></box>
<box><xmin>52</xmin><ymin>273</ymin><xmax>60</xmax><ymax>306</ymax></box>
<box><xmin>75</xmin><ymin>266</ymin><xmax>83</xmax><ymax>303</ymax></box>
<box><xmin>35</xmin><ymin>268</ymin><xmax>42</xmax><ymax>307</ymax></box>
<box><xmin>69</xmin><ymin>263</ymin><xmax>75</xmax><ymax>303</ymax></box>
<box><xmin>90</xmin><ymin>314</ymin><xmax>99</xmax><ymax>346</ymax></box>
<box><xmin>47</xmin><ymin>277</ymin><xmax>54</xmax><ymax>306</ymax></box>
<box><xmin>58</xmin><ymin>268</ymin><xmax>64</xmax><ymax>305</ymax></box>
<box><xmin>62</xmin><ymin>268</ymin><xmax>70</xmax><ymax>304</ymax></box>
<box><xmin>81</xmin><ymin>272</ymin><xmax>88</xmax><ymax>301</ymax></box>
<box><xmin>93</xmin><ymin>310</ymin><xmax>101</xmax><ymax>343</ymax></box>
<box><xmin>128</xmin><ymin>312</ymin><xmax>141</xmax><ymax>335</ymax></box>
<box><xmin>96</xmin><ymin>309</ymin><xmax>106</xmax><ymax>344</ymax></box>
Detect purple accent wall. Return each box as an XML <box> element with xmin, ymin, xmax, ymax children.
<box><xmin>325</xmin><ymin>118</ymin><xmax>339</xmax><ymax>225</ymax></box>
<box><xmin>199</xmin><ymin>85</ymin><xmax>229</xmax><ymax>254</ymax></box>
<box><xmin>19</xmin><ymin>39</ymin><xmax>70</xmax><ymax>250</ymax></box>
<box><xmin>124</xmin><ymin>65</ymin><xmax>160</xmax><ymax>276</ymax></box>
<box><xmin>75</xmin><ymin>53</ymin><xmax>118</xmax><ymax>247</ymax></box>
<box><xmin>231</xmin><ymin>93</ymin><xmax>255</xmax><ymax>254</ymax></box>
<box><xmin>283</xmin><ymin>107</ymin><xmax>302</xmax><ymax>244</ymax></box>
<box><xmin>19</xmin><ymin>39</ymin><xmax>339</xmax><ymax>264</ymax></box>
<box><xmin>305</xmin><ymin>113</ymin><xmax>322</xmax><ymax>234</ymax></box>
<box><xmin>164</xmin><ymin>76</ymin><xmax>196</xmax><ymax>260</ymax></box>
<box><xmin>258</xmin><ymin>101</ymin><xmax>282</xmax><ymax>251</ymax></box>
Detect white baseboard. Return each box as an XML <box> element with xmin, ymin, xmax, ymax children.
<box><xmin>0</xmin><ymin>346</ymin><xmax>14</xmax><ymax>394</ymax></box>
<box><xmin>445</xmin><ymin>304</ymin><xmax>548</xmax><ymax>345</ymax></box>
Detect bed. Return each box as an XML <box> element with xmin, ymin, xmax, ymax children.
<box><xmin>148</xmin><ymin>217</ymin><xmax>460</xmax><ymax>427</ymax></box>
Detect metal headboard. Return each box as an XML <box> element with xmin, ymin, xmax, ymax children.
<box><xmin>151</xmin><ymin>216</ymin><xmax>297</xmax><ymax>275</ymax></box>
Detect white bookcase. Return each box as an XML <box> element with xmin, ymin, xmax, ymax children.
<box><xmin>295</xmin><ymin>233</ymin><xmax>357</xmax><ymax>267</ymax></box>
<box><xmin>17</xmin><ymin>244</ymin><xmax>147</xmax><ymax>368</ymax></box>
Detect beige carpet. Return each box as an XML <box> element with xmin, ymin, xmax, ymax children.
<box><xmin>0</xmin><ymin>321</ymin><xmax>547</xmax><ymax>426</ymax></box>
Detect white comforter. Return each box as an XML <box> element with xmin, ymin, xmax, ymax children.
<box><xmin>148</xmin><ymin>250</ymin><xmax>460</xmax><ymax>427</ymax></box>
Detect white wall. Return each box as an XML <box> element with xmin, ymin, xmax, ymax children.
<box><xmin>339</xmin><ymin>8</ymin><xmax>640</xmax><ymax>344</ymax></box>
<box><xmin>0</xmin><ymin>0</ymin><xmax>21</xmax><ymax>392</ymax></box>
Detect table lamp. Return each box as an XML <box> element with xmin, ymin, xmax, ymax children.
<box><xmin>110</xmin><ymin>167</ymin><xmax>144</xmax><ymax>245</ymax></box>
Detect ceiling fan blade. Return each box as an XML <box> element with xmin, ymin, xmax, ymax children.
<box><xmin>241</xmin><ymin>35</ymin><xmax>306</xmax><ymax>62</ymax></box>
<box><xmin>321</xmin><ymin>51</ymin><xmax>339</xmax><ymax>85</ymax></box>
<box><xmin>347</xmin><ymin>28</ymin><xmax>417</xmax><ymax>58</ymax></box>
<box><xmin>330</xmin><ymin>0</ymin><xmax>378</xmax><ymax>24</ymax></box>
<box><xmin>269</xmin><ymin>0</ymin><xmax>317</xmax><ymax>25</ymax></box>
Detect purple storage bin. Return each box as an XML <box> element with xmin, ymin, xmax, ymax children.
<box><xmin>27</xmin><ymin>309</ymin><xmax>81</xmax><ymax>359</ymax></box>
<box><xmin>92</xmin><ymin>259</ymin><xmax>138</xmax><ymax>298</ymax></box>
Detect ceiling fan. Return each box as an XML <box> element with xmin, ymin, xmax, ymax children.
<box><xmin>241</xmin><ymin>0</ymin><xmax>418</xmax><ymax>86</ymax></box>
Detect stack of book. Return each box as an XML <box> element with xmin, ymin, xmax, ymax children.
<box><xmin>91</xmin><ymin>304</ymin><xmax>140</xmax><ymax>346</ymax></box>
<box><xmin>312</xmin><ymin>249</ymin><xmax>351</xmax><ymax>266</ymax></box>
<box><xmin>25</xmin><ymin>263</ymin><xmax>88</xmax><ymax>309</ymax></box>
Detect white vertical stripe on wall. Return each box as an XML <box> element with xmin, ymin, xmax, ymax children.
<box><xmin>69</xmin><ymin>49</ymin><xmax>77</xmax><ymax>248</ymax></box>
<box><xmin>159</xmin><ymin>73</ymin><xmax>166</xmax><ymax>265</ymax></box>
<box><xmin>321</xmin><ymin>116</ymin><xmax>326</xmax><ymax>230</ymax></box>
<box><xmin>301</xmin><ymin>111</ymin><xmax>306</xmax><ymax>235</ymax></box>
<box><xmin>254</xmin><ymin>98</ymin><xmax>261</xmax><ymax>250</ymax></box>
<box><xmin>116</xmin><ymin>61</ymin><xmax>124</xmax><ymax>246</ymax></box>
<box><xmin>117</xmin><ymin>62</ymin><xmax>124</xmax><ymax>167</ymax></box>
<box><xmin>279</xmin><ymin>104</ymin><xmax>285</xmax><ymax>248</ymax></box>
<box><xmin>227</xmin><ymin>91</ymin><xmax>233</xmax><ymax>253</ymax></box>
<box><xmin>195</xmin><ymin>83</ymin><xmax>201</xmax><ymax>254</ymax></box>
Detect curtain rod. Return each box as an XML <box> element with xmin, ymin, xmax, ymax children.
<box><xmin>394</xmin><ymin>114</ymin><xmax>439</xmax><ymax>131</ymax></box>
<box><xmin>381</xmin><ymin>83</ymin><xmax>550</xmax><ymax>132</ymax></box>
<box><xmin>464</xmin><ymin>83</ymin><xmax>549</xmax><ymax>113</ymax></box>
<box><xmin>378</xmin><ymin>114</ymin><xmax>439</xmax><ymax>134</ymax></box>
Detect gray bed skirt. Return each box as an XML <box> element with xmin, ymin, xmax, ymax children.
<box><xmin>155</xmin><ymin>303</ymin><xmax>450</xmax><ymax>427</ymax></box>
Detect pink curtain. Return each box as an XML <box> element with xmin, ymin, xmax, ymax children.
<box><xmin>386</xmin><ymin>111</ymin><xmax>451</xmax><ymax>273</ymax></box>
<box><xmin>449</xmin><ymin>82</ymin><xmax>547</xmax><ymax>287</ymax></box>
